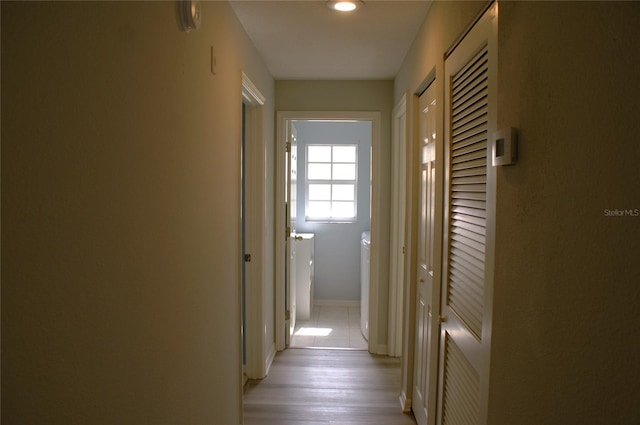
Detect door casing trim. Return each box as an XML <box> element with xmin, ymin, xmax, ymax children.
<box><xmin>242</xmin><ymin>72</ymin><xmax>270</xmax><ymax>380</ymax></box>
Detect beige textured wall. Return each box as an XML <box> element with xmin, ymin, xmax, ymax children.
<box><xmin>395</xmin><ymin>1</ymin><xmax>640</xmax><ymax>423</ymax></box>
<box><xmin>1</xmin><ymin>1</ymin><xmax>273</xmax><ymax>423</ymax></box>
<box><xmin>490</xmin><ymin>2</ymin><xmax>640</xmax><ymax>424</ymax></box>
<box><xmin>275</xmin><ymin>80</ymin><xmax>394</xmax><ymax>345</ymax></box>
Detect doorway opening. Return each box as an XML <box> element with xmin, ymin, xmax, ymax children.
<box><xmin>288</xmin><ymin>119</ymin><xmax>371</xmax><ymax>350</ymax></box>
<box><xmin>241</xmin><ymin>73</ymin><xmax>273</xmax><ymax>384</ymax></box>
<box><xmin>276</xmin><ymin>111</ymin><xmax>388</xmax><ymax>354</ymax></box>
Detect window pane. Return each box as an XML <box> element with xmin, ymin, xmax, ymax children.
<box><xmin>308</xmin><ymin>201</ymin><xmax>331</xmax><ymax>217</ymax></box>
<box><xmin>332</xmin><ymin>201</ymin><xmax>355</xmax><ymax>217</ymax></box>
<box><xmin>333</xmin><ymin>164</ymin><xmax>356</xmax><ymax>180</ymax></box>
<box><xmin>308</xmin><ymin>163</ymin><xmax>331</xmax><ymax>180</ymax></box>
<box><xmin>333</xmin><ymin>146</ymin><xmax>356</xmax><ymax>163</ymax></box>
<box><xmin>309</xmin><ymin>184</ymin><xmax>331</xmax><ymax>200</ymax></box>
<box><xmin>308</xmin><ymin>145</ymin><xmax>331</xmax><ymax>162</ymax></box>
<box><xmin>332</xmin><ymin>184</ymin><xmax>354</xmax><ymax>201</ymax></box>
<box><xmin>306</xmin><ymin>143</ymin><xmax>358</xmax><ymax>221</ymax></box>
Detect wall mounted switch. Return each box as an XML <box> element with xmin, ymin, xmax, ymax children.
<box><xmin>492</xmin><ymin>127</ymin><xmax>518</xmax><ymax>166</ymax></box>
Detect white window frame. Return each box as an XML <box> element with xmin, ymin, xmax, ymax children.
<box><xmin>305</xmin><ymin>144</ymin><xmax>358</xmax><ymax>222</ymax></box>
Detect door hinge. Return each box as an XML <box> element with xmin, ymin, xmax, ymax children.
<box><xmin>285</xmin><ymin>310</ymin><xmax>291</xmax><ymax>321</ymax></box>
<box><xmin>286</xmin><ymin>226</ymin><xmax>291</xmax><ymax>239</ymax></box>
<box><xmin>244</xmin><ymin>254</ymin><xmax>251</xmax><ymax>262</ymax></box>
<box><xmin>402</xmin><ymin>246</ymin><xmax>406</xmax><ymax>254</ymax></box>
<box><xmin>285</xmin><ymin>142</ymin><xmax>291</xmax><ymax>153</ymax></box>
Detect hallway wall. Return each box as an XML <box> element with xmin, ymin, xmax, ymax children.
<box><xmin>276</xmin><ymin>80</ymin><xmax>393</xmax><ymax>345</ymax></box>
<box><xmin>490</xmin><ymin>2</ymin><xmax>640</xmax><ymax>424</ymax></box>
<box><xmin>395</xmin><ymin>1</ymin><xmax>640</xmax><ymax>424</ymax></box>
<box><xmin>1</xmin><ymin>2</ymin><xmax>274</xmax><ymax>423</ymax></box>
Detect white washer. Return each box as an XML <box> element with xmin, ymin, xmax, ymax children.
<box><xmin>294</xmin><ymin>233</ymin><xmax>315</xmax><ymax>321</ymax></box>
<box><xmin>360</xmin><ymin>231</ymin><xmax>370</xmax><ymax>341</ymax></box>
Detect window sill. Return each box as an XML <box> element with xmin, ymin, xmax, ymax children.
<box><xmin>305</xmin><ymin>218</ymin><xmax>357</xmax><ymax>224</ymax></box>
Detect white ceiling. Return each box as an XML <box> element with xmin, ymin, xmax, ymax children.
<box><xmin>229</xmin><ymin>0</ymin><xmax>432</xmax><ymax>80</ymax></box>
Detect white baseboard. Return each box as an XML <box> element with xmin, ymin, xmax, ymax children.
<box><xmin>399</xmin><ymin>391</ymin><xmax>412</xmax><ymax>413</ymax></box>
<box><xmin>242</xmin><ymin>364</ymin><xmax>248</xmax><ymax>390</ymax></box>
<box><xmin>370</xmin><ymin>343</ymin><xmax>388</xmax><ymax>356</ymax></box>
<box><xmin>314</xmin><ymin>299</ymin><xmax>360</xmax><ymax>308</ymax></box>
<box><xmin>264</xmin><ymin>342</ymin><xmax>276</xmax><ymax>376</ymax></box>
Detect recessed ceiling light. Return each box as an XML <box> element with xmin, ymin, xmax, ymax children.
<box><xmin>327</xmin><ymin>1</ymin><xmax>362</xmax><ymax>12</ymax></box>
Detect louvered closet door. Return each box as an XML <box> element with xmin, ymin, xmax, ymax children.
<box><xmin>437</xmin><ymin>4</ymin><xmax>497</xmax><ymax>425</ymax></box>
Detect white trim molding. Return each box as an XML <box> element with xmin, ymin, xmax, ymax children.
<box><xmin>388</xmin><ymin>93</ymin><xmax>408</xmax><ymax>358</ymax></box>
<box><xmin>242</xmin><ymin>73</ymin><xmax>266</xmax><ymax>105</ymax></box>
<box><xmin>242</xmin><ymin>72</ymin><xmax>268</xmax><ymax>379</ymax></box>
<box><xmin>264</xmin><ymin>342</ymin><xmax>276</xmax><ymax>376</ymax></box>
<box><xmin>399</xmin><ymin>390</ymin><xmax>412</xmax><ymax>413</ymax></box>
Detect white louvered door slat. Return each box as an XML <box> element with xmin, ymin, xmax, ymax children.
<box><xmin>448</xmin><ymin>43</ymin><xmax>488</xmax><ymax>339</ymax></box>
<box><xmin>437</xmin><ymin>3</ymin><xmax>497</xmax><ymax>425</ymax></box>
<box><xmin>442</xmin><ymin>337</ymin><xmax>480</xmax><ymax>425</ymax></box>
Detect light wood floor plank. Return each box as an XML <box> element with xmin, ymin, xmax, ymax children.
<box><xmin>243</xmin><ymin>348</ymin><xmax>416</xmax><ymax>425</ymax></box>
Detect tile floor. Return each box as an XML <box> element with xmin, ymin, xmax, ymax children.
<box><xmin>291</xmin><ymin>305</ymin><xmax>368</xmax><ymax>350</ymax></box>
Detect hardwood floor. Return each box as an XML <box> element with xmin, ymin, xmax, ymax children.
<box><xmin>243</xmin><ymin>348</ymin><xmax>416</xmax><ymax>425</ymax></box>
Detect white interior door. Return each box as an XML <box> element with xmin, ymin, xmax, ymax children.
<box><xmin>437</xmin><ymin>5</ymin><xmax>496</xmax><ymax>424</ymax></box>
<box><xmin>285</xmin><ymin>124</ymin><xmax>298</xmax><ymax>346</ymax></box>
<box><xmin>413</xmin><ymin>81</ymin><xmax>442</xmax><ymax>425</ymax></box>
<box><xmin>389</xmin><ymin>96</ymin><xmax>407</xmax><ymax>358</ymax></box>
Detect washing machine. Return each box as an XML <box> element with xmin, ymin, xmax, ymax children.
<box><xmin>360</xmin><ymin>230</ymin><xmax>370</xmax><ymax>341</ymax></box>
